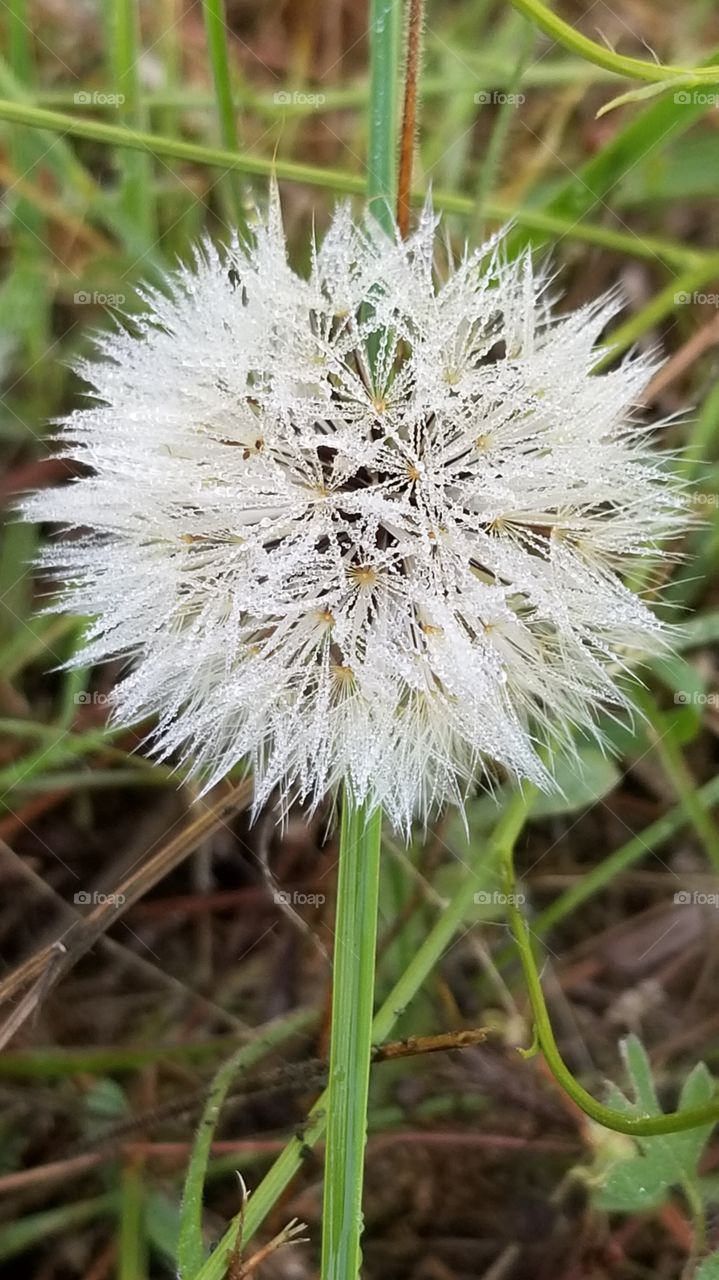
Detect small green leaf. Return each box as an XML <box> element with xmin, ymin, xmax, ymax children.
<box><xmin>597</xmin><ymin>1154</ymin><xmax>669</xmax><ymax>1212</ymax></box>
<box><xmin>596</xmin><ymin>76</ymin><xmax>694</xmax><ymax>119</ymax></box>
<box><xmin>531</xmin><ymin>747</ymin><xmax>619</xmax><ymax>817</ymax></box>
<box><xmin>666</xmin><ymin>1062</ymin><xmax>717</xmax><ymax>1179</ymax></box>
<box><xmin>84</xmin><ymin>1077</ymin><xmax>129</xmax><ymax>1119</ymax></box>
<box><xmin>621</xmin><ymin>1034</ymin><xmax>660</xmax><ymax>1114</ymax></box>
<box><xmin>595</xmin><ymin>1038</ymin><xmax>717</xmax><ymax>1216</ymax></box>
<box><xmin>677</xmin><ymin>610</ymin><xmax>719</xmax><ymax>651</ymax></box>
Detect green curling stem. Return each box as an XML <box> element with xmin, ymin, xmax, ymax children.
<box><xmin>507</xmin><ymin>0</ymin><xmax>719</xmax><ymax>86</ymax></box>
<box><xmin>502</xmin><ymin>842</ymin><xmax>719</xmax><ymax>1136</ymax></box>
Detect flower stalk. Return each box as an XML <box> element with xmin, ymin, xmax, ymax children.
<box><xmin>320</xmin><ymin>795</ymin><xmax>382</xmax><ymax>1280</ymax></box>
<box><xmin>320</xmin><ymin>3</ymin><xmax>400</xmax><ymax>1273</ymax></box>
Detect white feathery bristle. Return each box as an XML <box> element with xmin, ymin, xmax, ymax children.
<box><xmin>21</xmin><ymin>193</ymin><xmax>688</xmax><ymax>832</ymax></box>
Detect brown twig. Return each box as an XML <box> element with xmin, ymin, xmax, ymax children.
<box><xmin>371</xmin><ymin>1026</ymin><xmax>489</xmax><ymax>1061</ymax></box>
<box><xmin>70</xmin><ymin>1026</ymin><xmax>491</xmax><ymax>1155</ymax></box>
<box><xmin>396</xmin><ymin>0</ymin><xmax>424</xmax><ymax>238</ymax></box>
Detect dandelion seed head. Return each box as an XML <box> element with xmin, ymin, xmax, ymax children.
<box><xmin>23</xmin><ymin>193</ymin><xmax>687</xmax><ymax>831</ymax></box>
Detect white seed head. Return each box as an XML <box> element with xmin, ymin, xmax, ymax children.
<box><xmin>22</xmin><ymin>193</ymin><xmax>687</xmax><ymax>832</ymax></box>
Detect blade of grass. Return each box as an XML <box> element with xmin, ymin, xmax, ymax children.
<box><xmin>367</xmin><ymin>0</ymin><xmax>403</xmax><ymax>230</ymax></box>
<box><xmin>0</xmin><ymin>55</ymin><xmax>97</xmax><ymax>198</ymax></box>
<box><xmin>118</xmin><ymin>1161</ymin><xmax>148</xmax><ymax>1280</ymax></box>
<box><xmin>154</xmin><ymin>0</ymin><xmax>202</xmax><ymax>255</ymax></box>
<box><xmin>6</xmin><ymin>0</ymin><xmax>45</xmax><ymax>257</ymax></box>
<box><xmin>110</xmin><ymin>0</ymin><xmax>156</xmax><ymax>243</ymax></box>
<box><xmin>674</xmin><ymin>608</ymin><xmax>719</xmax><ymax>650</ymax></box>
<box><xmin>2</xmin><ymin>3</ymin><xmax>49</xmax><ymax>645</ymax></box>
<box><xmin>0</xmin><ymin>1195</ymin><xmax>117</xmax><ymax>1263</ymax></box>
<box><xmin>201</xmin><ymin>0</ymin><xmax>248</xmax><ymax>232</ymax></box>
<box><xmin>177</xmin><ymin>1009</ymin><xmax>312</xmax><ymax>1278</ymax></box>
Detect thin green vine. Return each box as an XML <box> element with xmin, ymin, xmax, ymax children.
<box><xmin>501</xmin><ymin>841</ymin><xmax>719</xmax><ymax>1136</ymax></box>
<box><xmin>507</xmin><ymin>0</ymin><xmax>719</xmax><ymax>85</ymax></box>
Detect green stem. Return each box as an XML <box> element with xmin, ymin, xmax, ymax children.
<box><xmin>110</xmin><ymin>0</ymin><xmax>155</xmax><ymax>242</ymax></box>
<box><xmin>502</xmin><ymin>843</ymin><xmax>719</xmax><ymax>1136</ymax></box>
<box><xmin>118</xmin><ymin>1160</ymin><xmax>147</xmax><ymax>1280</ymax></box>
<box><xmin>367</xmin><ymin>0</ymin><xmax>402</xmax><ymax>231</ymax></box>
<box><xmin>506</xmin><ymin>0</ymin><xmax>719</xmax><ymax>85</ymax></box>
<box><xmin>321</xmin><ymin>796</ymin><xmax>382</xmax><ymax>1280</ymax></box>
<box><xmin>194</xmin><ymin>790</ymin><xmax>530</xmax><ymax>1280</ymax></box>
<box><xmin>201</xmin><ymin>0</ymin><xmax>247</xmax><ymax>231</ymax></box>
<box><xmin>318</xmin><ymin>7</ymin><xmax>402</xmax><ymax>1270</ymax></box>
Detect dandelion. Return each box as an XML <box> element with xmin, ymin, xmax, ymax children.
<box><xmin>23</xmin><ymin>194</ymin><xmax>685</xmax><ymax>831</ymax></box>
